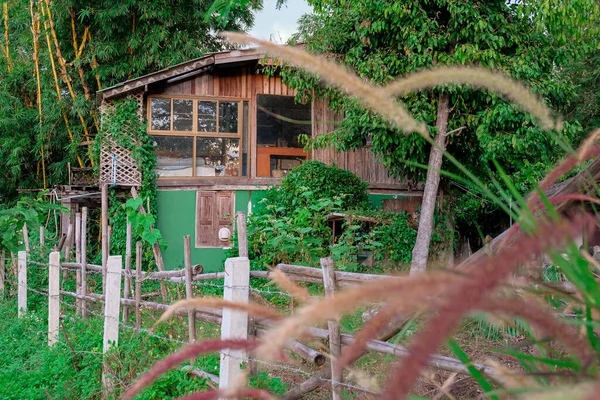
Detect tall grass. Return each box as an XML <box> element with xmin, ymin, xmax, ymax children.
<box><xmin>130</xmin><ymin>35</ymin><xmax>600</xmax><ymax>399</ymax></box>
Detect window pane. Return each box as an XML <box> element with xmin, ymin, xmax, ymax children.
<box><xmin>153</xmin><ymin>136</ymin><xmax>193</xmax><ymax>177</ymax></box>
<box><xmin>256</xmin><ymin>95</ymin><xmax>310</xmax><ymax>177</ymax></box>
<box><xmin>219</xmin><ymin>102</ymin><xmax>238</xmax><ymax>133</ymax></box>
<box><xmin>151</xmin><ymin>98</ymin><xmax>171</xmax><ymax>130</ymax></box>
<box><xmin>257</xmin><ymin>95</ymin><xmax>311</xmax><ymax>147</ymax></box>
<box><xmin>196</xmin><ymin>138</ymin><xmax>240</xmax><ymax>177</ymax></box>
<box><xmin>197</xmin><ymin>101</ymin><xmax>217</xmax><ymax>132</ymax></box>
<box><xmin>173</xmin><ymin>99</ymin><xmax>193</xmax><ymax>131</ymax></box>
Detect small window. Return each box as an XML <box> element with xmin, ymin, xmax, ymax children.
<box><xmin>148</xmin><ymin>96</ymin><xmax>248</xmax><ymax>178</ymax></box>
<box><xmin>173</xmin><ymin>99</ymin><xmax>193</xmax><ymax>131</ymax></box>
<box><xmin>151</xmin><ymin>98</ymin><xmax>171</xmax><ymax>130</ymax></box>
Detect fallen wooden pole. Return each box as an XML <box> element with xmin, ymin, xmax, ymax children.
<box><xmin>255</xmin><ymin>328</ymin><xmax>325</xmax><ymax>366</ymax></box>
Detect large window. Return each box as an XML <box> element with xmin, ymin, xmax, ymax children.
<box><xmin>256</xmin><ymin>95</ymin><xmax>311</xmax><ymax>177</ymax></box>
<box><xmin>149</xmin><ymin>96</ymin><xmax>249</xmax><ymax>178</ymax></box>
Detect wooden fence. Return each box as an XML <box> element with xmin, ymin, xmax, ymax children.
<box><xmin>0</xmin><ymin>211</ymin><xmax>497</xmax><ymax>399</ymax></box>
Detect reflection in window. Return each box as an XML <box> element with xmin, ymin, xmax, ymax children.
<box><xmin>151</xmin><ymin>98</ymin><xmax>171</xmax><ymax>130</ymax></box>
<box><xmin>219</xmin><ymin>102</ymin><xmax>238</xmax><ymax>133</ymax></box>
<box><xmin>196</xmin><ymin>138</ymin><xmax>240</xmax><ymax>177</ymax></box>
<box><xmin>197</xmin><ymin>101</ymin><xmax>217</xmax><ymax>132</ymax></box>
<box><xmin>153</xmin><ymin>136</ymin><xmax>193</xmax><ymax>177</ymax></box>
<box><xmin>257</xmin><ymin>95</ymin><xmax>311</xmax><ymax>148</ymax></box>
<box><xmin>173</xmin><ymin>99</ymin><xmax>193</xmax><ymax>131</ymax></box>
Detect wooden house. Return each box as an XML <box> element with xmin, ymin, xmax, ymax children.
<box><xmin>97</xmin><ymin>47</ymin><xmax>423</xmax><ymax>270</ymax></box>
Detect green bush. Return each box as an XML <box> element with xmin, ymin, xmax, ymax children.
<box><xmin>274</xmin><ymin>161</ymin><xmax>368</xmax><ymax>212</ymax></box>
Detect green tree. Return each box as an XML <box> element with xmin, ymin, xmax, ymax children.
<box><xmin>266</xmin><ymin>0</ymin><xmax>596</xmax><ymax>272</ymax></box>
<box><xmin>0</xmin><ymin>0</ymin><xmax>257</xmax><ymax>202</ymax></box>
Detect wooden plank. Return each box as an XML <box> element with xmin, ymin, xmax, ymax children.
<box><xmin>321</xmin><ymin>257</ymin><xmax>342</xmax><ymax>399</ymax></box>
<box><xmin>101</xmin><ymin>183</ymin><xmax>108</xmax><ymax>294</ymax></box>
<box><xmin>48</xmin><ymin>252</ymin><xmax>60</xmax><ymax>346</ymax></box>
<box><xmin>17</xmin><ymin>251</ymin><xmax>26</xmax><ymax>317</ymax></box>
<box><xmin>184</xmin><ymin>235</ymin><xmax>196</xmax><ymax>343</ymax></box>
<box><xmin>75</xmin><ymin>212</ymin><xmax>81</xmax><ymax>315</ymax></box>
<box><xmin>81</xmin><ymin>207</ymin><xmax>88</xmax><ymax>319</ymax></box>
<box><xmin>135</xmin><ymin>241</ymin><xmax>142</xmax><ymax>329</ymax></box>
<box><xmin>123</xmin><ymin>221</ymin><xmax>132</xmax><ymax>323</ymax></box>
<box><xmin>263</xmin><ymin>73</ymin><xmax>269</xmax><ymax>94</ymax></box>
<box><xmin>274</xmin><ymin>76</ymin><xmax>281</xmax><ymax>95</ymax></box>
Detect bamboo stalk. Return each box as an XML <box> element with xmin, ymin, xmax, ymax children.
<box><xmin>43</xmin><ymin>0</ymin><xmax>94</xmax><ymax>167</ymax></box>
<box><xmin>69</xmin><ymin>7</ymin><xmax>77</xmax><ymax>53</ymax></box>
<box><xmin>30</xmin><ymin>1</ymin><xmax>46</xmax><ymax>189</ymax></box>
<box><xmin>3</xmin><ymin>3</ymin><xmax>11</xmax><ymax>72</ymax></box>
<box><xmin>40</xmin><ymin>5</ymin><xmax>83</xmax><ymax>168</ymax></box>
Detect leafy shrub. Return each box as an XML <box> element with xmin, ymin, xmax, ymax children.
<box><xmin>274</xmin><ymin>161</ymin><xmax>368</xmax><ymax>212</ymax></box>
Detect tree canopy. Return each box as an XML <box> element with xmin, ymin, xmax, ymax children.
<box><xmin>0</xmin><ymin>0</ymin><xmax>257</xmax><ymax>202</ymax></box>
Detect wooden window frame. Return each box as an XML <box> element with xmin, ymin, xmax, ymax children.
<box><xmin>148</xmin><ymin>95</ymin><xmax>246</xmax><ymax>179</ymax></box>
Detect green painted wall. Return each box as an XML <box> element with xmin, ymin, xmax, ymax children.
<box><xmin>156</xmin><ymin>190</ymin><xmax>227</xmax><ymax>272</ymax></box>
<box><xmin>368</xmin><ymin>193</ymin><xmax>404</xmax><ymax>209</ymax></box>
<box><xmin>157</xmin><ymin>189</ymin><xmax>405</xmax><ymax>271</ymax></box>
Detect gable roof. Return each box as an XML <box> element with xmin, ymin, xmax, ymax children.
<box><xmin>98</xmin><ymin>47</ymin><xmax>266</xmax><ymax>101</ymax></box>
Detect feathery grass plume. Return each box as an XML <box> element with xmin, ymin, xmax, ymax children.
<box><xmin>154</xmin><ymin>297</ymin><xmax>281</xmax><ymax>327</ymax></box>
<box><xmin>254</xmin><ymin>272</ymin><xmax>461</xmax><ymax>361</ymax></box>
<box><xmin>578</xmin><ymin>128</ymin><xmax>600</xmax><ymax>163</ymax></box>
<box><xmin>179</xmin><ymin>388</ymin><xmax>277</xmax><ymax>400</ymax></box>
<box><xmin>527</xmin><ymin>144</ymin><xmax>600</xmax><ymax>210</ymax></box>
<box><xmin>383</xmin><ymin>67</ymin><xmax>560</xmax><ymax>131</ymax></box>
<box><xmin>383</xmin><ymin>214</ymin><xmax>595</xmax><ymax>400</ymax></box>
<box><xmin>123</xmin><ymin>339</ymin><xmax>258</xmax><ymax>400</ymax></box>
<box><xmin>221</xmin><ymin>32</ymin><xmax>427</xmax><ymax>136</ymax></box>
<box><xmin>270</xmin><ymin>268</ymin><xmax>309</xmax><ymax>302</ymax></box>
<box><xmin>485</xmin><ymin>359</ymin><xmax>539</xmax><ymax>390</ymax></box>
<box><xmin>481</xmin><ymin>297</ymin><xmax>593</xmax><ymax>361</ymax></box>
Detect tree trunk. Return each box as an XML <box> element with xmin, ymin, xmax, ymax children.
<box><xmin>410</xmin><ymin>93</ymin><xmax>450</xmax><ymax>275</ymax></box>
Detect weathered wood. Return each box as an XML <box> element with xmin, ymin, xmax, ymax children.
<box><xmin>184</xmin><ymin>235</ymin><xmax>196</xmax><ymax>343</ymax></box>
<box><xmin>22</xmin><ymin>223</ymin><xmax>30</xmax><ymax>253</ymax></box>
<box><xmin>81</xmin><ymin>207</ymin><xmax>88</xmax><ymax>319</ymax></box>
<box><xmin>101</xmin><ymin>183</ymin><xmax>108</xmax><ymax>295</ymax></box>
<box><xmin>236</xmin><ymin>212</ymin><xmax>248</xmax><ymax>258</ymax></box>
<box><xmin>0</xmin><ymin>251</ymin><xmax>5</xmax><ymax>298</ymax></box>
<box><xmin>182</xmin><ymin>366</ymin><xmax>220</xmax><ymax>385</ymax></box>
<box><xmin>135</xmin><ymin>241</ymin><xmax>142</xmax><ymax>329</ymax></box>
<box><xmin>130</xmin><ymin>187</ymin><xmax>168</xmax><ymax>302</ymax></box>
<box><xmin>102</xmin><ymin>255</ymin><xmax>122</xmax><ymax>397</ymax></box>
<box><xmin>321</xmin><ymin>257</ymin><xmax>342</xmax><ymax>399</ymax></box>
<box><xmin>255</xmin><ymin>328</ymin><xmax>325</xmax><ymax>366</ymax></box>
<box><xmin>75</xmin><ymin>212</ymin><xmax>81</xmax><ymax>315</ymax></box>
<box><xmin>219</xmin><ymin>257</ymin><xmax>250</xmax><ymax>389</ymax></box>
<box><xmin>61</xmin><ymin>290</ymin><xmax>223</xmax><ymax>325</ymax></box>
<box><xmin>123</xmin><ymin>221</ymin><xmax>132</xmax><ymax>323</ymax></box>
<box><xmin>48</xmin><ymin>252</ymin><xmax>60</xmax><ymax>346</ymax></box>
<box><xmin>17</xmin><ymin>251</ymin><xmax>26</xmax><ymax>317</ymax></box>
<box><xmin>56</xmin><ymin>234</ymin><xmax>67</xmax><ymax>252</ymax></box>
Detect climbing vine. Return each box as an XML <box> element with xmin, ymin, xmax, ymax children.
<box><xmin>93</xmin><ymin>97</ymin><xmax>162</xmax><ymax>265</ymax></box>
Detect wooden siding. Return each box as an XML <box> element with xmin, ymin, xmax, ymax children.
<box><xmin>151</xmin><ymin>67</ymin><xmax>406</xmax><ymax>189</ymax></box>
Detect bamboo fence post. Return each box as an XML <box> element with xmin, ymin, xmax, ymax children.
<box><xmin>101</xmin><ymin>183</ymin><xmax>108</xmax><ymax>295</ymax></box>
<box><xmin>130</xmin><ymin>187</ymin><xmax>168</xmax><ymax>302</ymax></box>
<box><xmin>219</xmin><ymin>257</ymin><xmax>250</xmax><ymax>389</ymax></box>
<box><xmin>135</xmin><ymin>241</ymin><xmax>142</xmax><ymax>329</ymax></box>
<box><xmin>48</xmin><ymin>251</ymin><xmax>60</xmax><ymax>346</ymax></box>
<box><xmin>321</xmin><ymin>257</ymin><xmax>342</xmax><ymax>400</ymax></box>
<box><xmin>184</xmin><ymin>235</ymin><xmax>196</xmax><ymax>343</ymax></box>
<box><xmin>123</xmin><ymin>221</ymin><xmax>132</xmax><ymax>323</ymax></box>
<box><xmin>39</xmin><ymin>226</ymin><xmax>45</xmax><ymax>253</ymax></box>
<box><xmin>81</xmin><ymin>207</ymin><xmax>88</xmax><ymax>318</ymax></box>
<box><xmin>0</xmin><ymin>250</ymin><xmax>5</xmax><ymax>298</ymax></box>
<box><xmin>17</xmin><ymin>251</ymin><xmax>26</xmax><ymax>317</ymax></box>
<box><xmin>22</xmin><ymin>223</ymin><xmax>30</xmax><ymax>253</ymax></box>
<box><xmin>102</xmin><ymin>255</ymin><xmax>122</xmax><ymax>397</ymax></box>
<box><xmin>75</xmin><ymin>212</ymin><xmax>81</xmax><ymax>314</ymax></box>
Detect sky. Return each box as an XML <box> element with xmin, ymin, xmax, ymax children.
<box><xmin>248</xmin><ymin>0</ymin><xmax>312</xmax><ymax>43</ymax></box>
